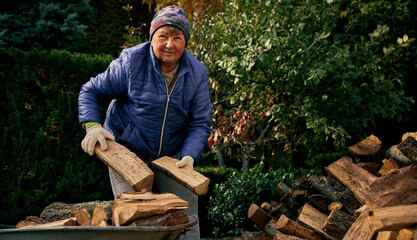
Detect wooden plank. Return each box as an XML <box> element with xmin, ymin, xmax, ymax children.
<box><xmin>275</xmin><ymin>214</ymin><xmax>321</xmax><ymax>240</ymax></box>
<box><xmin>111</xmin><ymin>192</ymin><xmax>188</xmax><ymax>226</ymax></box>
<box><xmin>325</xmin><ymin>156</ymin><xmax>378</xmax><ymax>204</ymax></box>
<box><xmin>297</xmin><ymin>203</ymin><xmax>334</xmax><ymax>239</ymax></box>
<box><xmin>151</xmin><ymin>156</ymin><xmax>210</xmax><ymax>196</ymax></box>
<box><xmin>342</xmin><ymin>207</ymin><xmax>374</xmax><ymax>240</ymax></box>
<box><xmin>95</xmin><ymin>140</ymin><xmax>154</xmax><ymax>191</ymax></box>
<box><xmin>368</xmin><ymin>205</ymin><xmax>417</xmax><ymax>232</ymax></box>
<box><xmin>365</xmin><ymin>164</ymin><xmax>417</xmax><ymax>208</ymax></box>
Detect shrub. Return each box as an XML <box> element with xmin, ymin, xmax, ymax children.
<box><xmin>0</xmin><ymin>47</ymin><xmax>114</xmax><ymax>224</ymax></box>
<box><xmin>189</xmin><ymin>0</ymin><xmax>416</xmax><ymax>168</ymax></box>
<box><xmin>207</xmin><ymin>163</ymin><xmax>319</xmax><ymax>238</ymax></box>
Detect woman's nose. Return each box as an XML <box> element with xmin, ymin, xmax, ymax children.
<box><xmin>166</xmin><ymin>38</ymin><xmax>174</xmax><ymax>48</ymax></box>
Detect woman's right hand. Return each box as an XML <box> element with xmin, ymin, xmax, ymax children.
<box><xmin>81</xmin><ymin>125</ymin><xmax>115</xmax><ymax>156</ymax></box>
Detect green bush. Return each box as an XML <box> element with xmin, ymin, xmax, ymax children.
<box><xmin>207</xmin><ymin>163</ymin><xmax>319</xmax><ymax>238</ymax></box>
<box><xmin>195</xmin><ymin>166</ymin><xmax>238</xmax><ymax>237</ymax></box>
<box><xmin>0</xmin><ymin>47</ymin><xmax>114</xmax><ymax>224</ymax></box>
<box><xmin>189</xmin><ymin>0</ymin><xmax>416</xmax><ymax>167</ymax></box>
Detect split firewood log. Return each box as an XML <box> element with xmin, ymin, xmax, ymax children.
<box><xmin>297</xmin><ymin>203</ymin><xmax>334</xmax><ymax>240</ymax></box>
<box><xmin>74</xmin><ymin>207</ymin><xmax>92</xmax><ymax>226</ymax></box>
<box><xmin>151</xmin><ymin>156</ymin><xmax>210</xmax><ymax>196</ymax></box>
<box><xmin>364</xmin><ymin>164</ymin><xmax>417</xmax><ymax>208</ymax></box>
<box><xmin>368</xmin><ymin>204</ymin><xmax>417</xmax><ymax>232</ymax></box>
<box><xmin>91</xmin><ymin>204</ymin><xmax>112</xmax><ymax>226</ymax></box>
<box><xmin>17</xmin><ymin>218</ymin><xmax>77</xmax><ymax>229</ymax></box>
<box><xmin>325</xmin><ymin>156</ymin><xmax>378</xmax><ymax>204</ymax></box>
<box><xmin>248</xmin><ymin>203</ymin><xmax>273</xmax><ymax>230</ymax></box>
<box><xmin>348</xmin><ymin>134</ymin><xmax>382</xmax><ymax>163</ymax></box>
<box><xmin>128</xmin><ymin>209</ymin><xmax>189</xmax><ymax>227</ymax></box>
<box><xmin>95</xmin><ymin>140</ymin><xmax>154</xmax><ymax>191</ymax></box>
<box><xmin>111</xmin><ymin>191</ymin><xmax>188</xmax><ymax>226</ymax></box>
<box><xmin>378</xmin><ymin>158</ymin><xmax>399</xmax><ymax>176</ymax></box>
<box><xmin>275</xmin><ymin>214</ymin><xmax>321</xmax><ymax>240</ymax></box>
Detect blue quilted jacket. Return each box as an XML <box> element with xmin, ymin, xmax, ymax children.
<box><xmin>78</xmin><ymin>42</ymin><xmax>212</xmax><ymax>162</ymax></box>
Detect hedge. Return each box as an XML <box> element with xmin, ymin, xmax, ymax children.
<box><xmin>0</xmin><ymin>47</ymin><xmax>114</xmax><ymax>224</ymax></box>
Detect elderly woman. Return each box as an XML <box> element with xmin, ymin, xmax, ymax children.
<box><xmin>78</xmin><ymin>5</ymin><xmax>211</xmax><ymax>239</ymax></box>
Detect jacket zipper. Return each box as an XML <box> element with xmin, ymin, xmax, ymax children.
<box><xmin>156</xmin><ymin>69</ymin><xmax>189</xmax><ymax>157</ymax></box>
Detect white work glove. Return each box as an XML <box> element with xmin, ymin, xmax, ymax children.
<box><xmin>176</xmin><ymin>155</ymin><xmax>194</xmax><ymax>169</ymax></box>
<box><xmin>81</xmin><ymin>125</ymin><xmax>115</xmax><ymax>156</ymax></box>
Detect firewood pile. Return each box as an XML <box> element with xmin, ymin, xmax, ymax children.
<box><xmin>246</xmin><ymin>132</ymin><xmax>417</xmax><ymax>240</ymax></box>
<box><xmin>14</xmin><ymin>141</ymin><xmax>211</xmax><ymax>230</ymax></box>
<box><xmin>16</xmin><ymin>191</ymin><xmax>190</xmax><ymax>229</ymax></box>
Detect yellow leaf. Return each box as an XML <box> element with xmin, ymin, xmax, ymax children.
<box><xmin>397</xmin><ymin>38</ymin><xmax>403</xmax><ymax>44</ymax></box>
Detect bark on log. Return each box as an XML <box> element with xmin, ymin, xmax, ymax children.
<box><xmin>150</xmin><ymin>156</ymin><xmax>210</xmax><ymax>196</ymax></box>
<box><xmin>297</xmin><ymin>203</ymin><xmax>334</xmax><ymax>240</ymax></box>
<box><xmin>385</xmin><ymin>145</ymin><xmax>413</xmax><ymax>166</ymax></box>
<box><xmin>16</xmin><ymin>216</ymin><xmax>47</xmax><ymax>228</ymax></box>
<box><xmin>368</xmin><ymin>204</ymin><xmax>417</xmax><ymax>232</ymax></box>
<box><xmin>111</xmin><ymin>192</ymin><xmax>188</xmax><ymax>226</ymax></box>
<box><xmin>95</xmin><ymin>140</ymin><xmax>154</xmax><ymax>191</ymax></box>
<box><xmin>275</xmin><ymin>214</ymin><xmax>321</xmax><ymax>240</ymax></box>
<box><xmin>323</xmin><ymin>210</ymin><xmax>356</xmax><ymax>240</ymax></box>
<box><xmin>397</xmin><ymin>137</ymin><xmax>417</xmax><ymax>164</ymax></box>
<box><xmin>325</xmin><ymin>156</ymin><xmax>378</xmax><ymax>204</ymax></box>
<box><xmin>364</xmin><ymin>164</ymin><xmax>417</xmax><ymax>208</ymax></box>
<box><xmin>40</xmin><ymin>200</ymin><xmax>113</xmax><ymax>222</ymax></box>
<box><xmin>401</xmin><ymin>132</ymin><xmax>417</xmax><ymax>142</ymax></box>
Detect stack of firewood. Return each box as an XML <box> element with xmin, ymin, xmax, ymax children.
<box><xmin>15</xmin><ymin>141</ymin><xmax>211</xmax><ymax>229</ymax></box>
<box><xmin>247</xmin><ymin>132</ymin><xmax>417</xmax><ymax>240</ymax></box>
<box><xmin>16</xmin><ymin>191</ymin><xmax>190</xmax><ymax>228</ymax></box>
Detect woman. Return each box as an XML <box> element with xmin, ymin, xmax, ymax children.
<box><xmin>78</xmin><ymin>5</ymin><xmax>211</xmax><ymax>239</ymax></box>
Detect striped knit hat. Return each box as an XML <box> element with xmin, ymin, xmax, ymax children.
<box><xmin>150</xmin><ymin>5</ymin><xmax>190</xmax><ymax>45</ymax></box>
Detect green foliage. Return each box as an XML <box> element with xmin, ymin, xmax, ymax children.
<box><xmin>207</xmin><ymin>163</ymin><xmax>319</xmax><ymax>238</ymax></box>
<box><xmin>195</xmin><ymin>166</ymin><xmax>238</xmax><ymax>237</ymax></box>
<box><xmin>189</xmin><ymin>0</ymin><xmax>416</xmax><ymax>166</ymax></box>
<box><xmin>0</xmin><ymin>1</ymin><xmax>92</xmax><ymax>50</ymax></box>
<box><xmin>0</xmin><ymin>47</ymin><xmax>114</xmax><ymax>224</ymax></box>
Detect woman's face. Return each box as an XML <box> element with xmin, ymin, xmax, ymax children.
<box><xmin>151</xmin><ymin>26</ymin><xmax>186</xmax><ymax>68</ymax></box>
